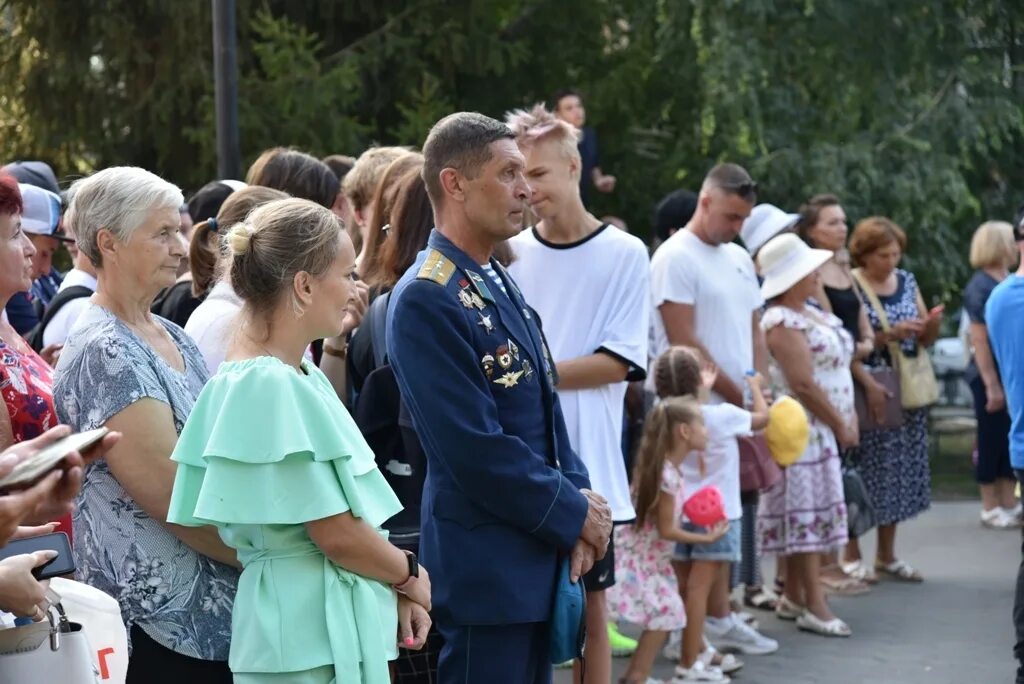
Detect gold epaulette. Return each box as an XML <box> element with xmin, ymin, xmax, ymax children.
<box><xmin>416</xmin><ymin>249</ymin><xmax>456</xmax><ymax>286</ymax></box>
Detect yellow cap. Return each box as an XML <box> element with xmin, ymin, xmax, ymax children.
<box><xmin>764</xmin><ymin>395</ymin><xmax>810</xmax><ymax>466</ymax></box>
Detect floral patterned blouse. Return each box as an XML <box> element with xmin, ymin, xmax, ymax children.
<box><xmin>1</xmin><ymin>333</ymin><xmax>72</xmax><ymax>536</ymax></box>
<box><xmin>53</xmin><ymin>303</ymin><xmax>239</xmax><ymax>661</ymax></box>
<box><xmin>1</xmin><ymin>334</ymin><xmax>57</xmax><ymax>441</ymax></box>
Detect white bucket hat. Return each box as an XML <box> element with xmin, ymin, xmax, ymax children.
<box><xmin>741</xmin><ymin>203</ymin><xmax>800</xmax><ymax>256</ymax></box>
<box><xmin>758</xmin><ymin>233</ymin><xmax>833</xmax><ymax>300</ymax></box>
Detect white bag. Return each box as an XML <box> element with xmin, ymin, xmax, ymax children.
<box><xmin>51</xmin><ymin>578</ymin><xmax>128</xmax><ymax>683</ymax></box>
<box><xmin>0</xmin><ymin>602</ymin><xmax>99</xmax><ymax>683</ymax></box>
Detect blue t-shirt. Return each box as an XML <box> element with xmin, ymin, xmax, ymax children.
<box><xmin>986</xmin><ymin>275</ymin><xmax>1024</xmax><ymax>469</ymax></box>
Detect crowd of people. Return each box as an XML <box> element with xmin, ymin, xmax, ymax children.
<box><xmin>0</xmin><ymin>87</ymin><xmax>1022</xmax><ymax>684</ymax></box>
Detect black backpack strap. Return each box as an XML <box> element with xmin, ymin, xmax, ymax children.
<box><xmin>369</xmin><ymin>291</ymin><xmax>391</xmax><ymax>369</ymax></box>
<box><xmin>27</xmin><ymin>285</ymin><xmax>93</xmax><ymax>351</ymax></box>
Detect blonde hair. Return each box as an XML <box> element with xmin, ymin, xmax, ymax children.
<box><xmin>969</xmin><ymin>220</ymin><xmax>1017</xmax><ymax>270</ymax></box>
<box><xmin>632</xmin><ymin>396</ymin><xmax>703</xmax><ymax>528</ymax></box>
<box><xmin>504</xmin><ymin>103</ymin><xmax>581</xmax><ymax>160</ymax></box>
<box><xmin>226</xmin><ymin>198</ymin><xmax>344</xmax><ymax>324</ymax></box>
<box><xmin>342</xmin><ymin>146</ymin><xmax>412</xmax><ymax>212</ymax></box>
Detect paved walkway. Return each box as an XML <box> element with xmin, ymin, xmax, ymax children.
<box><xmin>557</xmin><ymin>501</ymin><xmax>1019</xmax><ymax>683</ymax></box>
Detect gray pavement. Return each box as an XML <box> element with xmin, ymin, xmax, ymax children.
<box><xmin>557</xmin><ymin>501</ymin><xmax>1019</xmax><ymax>684</ymax></box>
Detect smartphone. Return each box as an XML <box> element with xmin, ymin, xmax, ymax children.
<box><xmin>0</xmin><ymin>532</ymin><xmax>75</xmax><ymax>580</ymax></box>
<box><xmin>0</xmin><ymin>427</ymin><xmax>109</xmax><ymax>491</ymax></box>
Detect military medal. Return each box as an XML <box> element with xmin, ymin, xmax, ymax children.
<box><xmin>508</xmin><ymin>339</ymin><xmax>520</xmax><ymax>361</ymax></box>
<box><xmin>496</xmin><ymin>345</ymin><xmax>512</xmax><ymax>369</ymax></box>
<box><xmin>481</xmin><ymin>353</ymin><xmax>495</xmax><ymax>379</ymax></box>
<box><xmin>467</xmin><ymin>270</ymin><xmax>493</xmax><ymax>302</ymax></box>
<box><xmin>458</xmin><ymin>288</ymin><xmax>474</xmax><ymax>309</ymax></box>
<box><xmin>522</xmin><ymin>359</ymin><xmax>534</xmax><ymax>382</ymax></box>
<box><xmin>493</xmin><ymin>370</ymin><xmax>524</xmax><ymax>388</ymax></box>
<box><xmin>478</xmin><ymin>313</ymin><xmax>494</xmax><ymax>334</ymax></box>
<box><xmin>470</xmin><ymin>292</ymin><xmax>486</xmax><ymax>310</ymax></box>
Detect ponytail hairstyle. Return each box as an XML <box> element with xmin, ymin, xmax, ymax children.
<box><xmin>632</xmin><ymin>395</ymin><xmax>703</xmax><ymax>528</ymax></box>
<box><xmin>189</xmin><ymin>186</ymin><xmax>288</xmax><ymax>297</ymax></box>
<box><xmin>653</xmin><ymin>346</ymin><xmax>703</xmax><ymax>400</ymax></box>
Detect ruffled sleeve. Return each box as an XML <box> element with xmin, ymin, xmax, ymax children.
<box><xmin>761</xmin><ymin>305</ymin><xmax>810</xmax><ymax>333</ymax></box>
<box><xmin>167</xmin><ymin>357</ymin><xmax>402</xmax><ymax>529</ymax></box>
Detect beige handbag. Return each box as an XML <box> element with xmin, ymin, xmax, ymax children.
<box><xmin>852</xmin><ymin>270</ymin><xmax>939</xmax><ymax>410</ymax></box>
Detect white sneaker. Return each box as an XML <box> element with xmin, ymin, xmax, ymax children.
<box><xmin>982</xmin><ymin>507</ymin><xmax>1021</xmax><ymax>529</ymax></box>
<box><xmin>705</xmin><ymin>614</ymin><xmax>779</xmax><ymax>655</ymax></box>
<box><xmin>662</xmin><ymin>629</ymin><xmax>682</xmax><ymax>661</ymax></box>
<box><xmin>671</xmin><ymin>660</ymin><xmax>731</xmax><ymax>682</ymax></box>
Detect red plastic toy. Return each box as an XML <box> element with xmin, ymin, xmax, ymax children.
<box><xmin>683</xmin><ymin>485</ymin><xmax>726</xmax><ymax>527</ymax></box>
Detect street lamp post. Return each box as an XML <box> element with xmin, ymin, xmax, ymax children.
<box><xmin>212</xmin><ymin>0</ymin><xmax>241</xmax><ymax>179</ymax></box>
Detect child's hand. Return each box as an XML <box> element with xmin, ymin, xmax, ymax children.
<box><xmin>744</xmin><ymin>371</ymin><xmax>763</xmax><ymax>390</ymax></box>
<box><xmin>700</xmin><ymin>361</ymin><xmax>719</xmax><ymax>392</ymax></box>
<box><xmin>703</xmin><ymin>519</ymin><xmax>730</xmax><ymax>543</ymax></box>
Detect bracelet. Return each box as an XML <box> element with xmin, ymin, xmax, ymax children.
<box><xmin>322</xmin><ymin>343</ymin><xmax>348</xmax><ymax>359</ymax></box>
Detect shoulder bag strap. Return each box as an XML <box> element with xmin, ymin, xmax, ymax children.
<box><xmin>851</xmin><ymin>268</ymin><xmax>905</xmax><ymax>364</ymax></box>
<box><xmin>369</xmin><ymin>291</ymin><xmax>391</xmax><ymax>369</ymax></box>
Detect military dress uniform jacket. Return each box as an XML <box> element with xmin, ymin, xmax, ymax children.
<box><xmin>387</xmin><ymin>230</ymin><xmax>592</xmax><ymax>626</ymax></box>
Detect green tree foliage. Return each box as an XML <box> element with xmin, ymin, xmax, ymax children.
<box><xmin>2</xmin><ymin>0</ymin><xmax>1022</xmax><ymax>300</ymax></box>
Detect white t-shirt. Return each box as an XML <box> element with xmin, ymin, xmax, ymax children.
<box><xmin>184</xmin><ymin>280</ymin><xmax>315</xmax><ymax>376</ymax></box>
<box><xmin>509</xmin><ymin>224</ymin><xmax>650</xmax><ymax>522</ymax></box>
<box><xmin>649</xmin><ymin>228</ymin><xmax>763</xmax><ymax>399</ymax></box>
<box><xmin>679</xmin><ymin>403</ymin><xmax>752</xmax><ymax>521</ymax></box>
<box><xmin>43</xmin><ymin>269</ymin><xmax>98</xmax><ymax>347</ymax></box>
<box><xmin>184</xmin><ymin>280</ymin><xmax>243</xmax><ymax>375</ymax></box>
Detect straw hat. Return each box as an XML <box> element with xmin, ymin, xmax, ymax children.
<box><xmin>758</xmin><ymin>233</ymin><xmax>833</xmax><ymax>300</ymax></box>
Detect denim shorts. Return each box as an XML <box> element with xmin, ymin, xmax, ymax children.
<box><xmin>673</xmin><ymin>518</ymin><xmax>742</xmax><ymax>563</ymax></box>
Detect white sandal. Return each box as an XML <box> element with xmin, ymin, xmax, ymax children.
<box><xmin>700</xmin><ymin>644</ymin><xmax>744</xmax><ymax>674</ymax></box>
<box><xmin>875</xmin><ymin>559</ymin><xmax>923</xmax><ymax>583</ymax></box>
<box><xmin>775</xmin><ymin>595</ymin><xmax>803</xmax><ymax>621</ymax></box>
<box><xmin>840</xmin><ymin>559</ymin><xmax>878</xmax><ymax>584</ymax></box>
<box><xmin>796</xmin><ymin>611</ymin><xmax>851</xmax><ymax>637</ymax></box>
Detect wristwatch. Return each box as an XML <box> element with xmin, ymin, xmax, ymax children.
<box><xmin>394</xmin><ymin>551</ymin><xmax>419</xmax><ymax>591</ymax></box>
<box><xmin>404</xmin><ymin>551</ymin><xmax>419</xmax><ymax>579</ymax></box>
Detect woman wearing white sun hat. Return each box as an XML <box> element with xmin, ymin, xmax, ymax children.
<box><xmin>756</xmin><ymin>233</ymin><xmax>858</xmax><ymax>638</ymax></box>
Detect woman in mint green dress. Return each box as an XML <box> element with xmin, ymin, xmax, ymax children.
<box><xmin>167</xmin><ymin>198</ymin><xmax>432</xmax><ymax>683</ymax></box>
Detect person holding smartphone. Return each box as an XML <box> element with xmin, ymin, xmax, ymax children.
<box><xmin>844</xmin><ymin>217</ymin><xmax>942</xmax><ymax>583</ymax></box>
<box><xmin>0</xmin><ymin>425</ymin><xmax>120</xmax><ymax>620</ymax></box>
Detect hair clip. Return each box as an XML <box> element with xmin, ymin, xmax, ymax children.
<box><xmin>208</xmin><ymin>217</ymin><xmax>218</xmax><ymax>232</ymax></box>
<box><xmin>381</xmin><ymin>223</ymin><xmax>391</xmax><ymax>234</ymax></box>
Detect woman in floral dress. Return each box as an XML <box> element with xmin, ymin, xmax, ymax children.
<box><xmin>756</xmin><ymin>234</ymin><xmax>857</xmax><ymax>637</ymax></box>
<box><xmin>844</xmin><ymin>217</ymin><xmax>940</xmax><ymax>583</ymax></box>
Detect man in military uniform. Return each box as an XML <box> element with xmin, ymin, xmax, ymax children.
<box><xmin>387</xmin><ymin>112</ymin><xmax>613</xmax><ymax>683</ymax></box>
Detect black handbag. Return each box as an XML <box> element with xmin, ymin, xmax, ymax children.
<box><xmin>842</xmin><ymin>452</ymin><xmax>877</xmax><ymax>538</ymax></box>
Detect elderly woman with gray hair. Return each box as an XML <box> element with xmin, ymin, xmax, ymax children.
<box><xmin>53</xmin><ymin>167</ymin><xmax>240</xmax><ymax>683</ymax></box>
